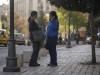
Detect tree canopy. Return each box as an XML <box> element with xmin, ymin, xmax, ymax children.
<box><xmin>48</xmin><ymin>0</ymin><xmax>100</xmax><ymax>15</ymax></box>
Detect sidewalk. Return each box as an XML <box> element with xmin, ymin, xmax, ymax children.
<box><xmin>0</xmin><ymin>44</ymin><xmax>100</xmax><ymax>75</ymax></box>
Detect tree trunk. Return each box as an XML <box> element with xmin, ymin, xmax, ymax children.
<box><xmin>90</xmin><ymin>9</ymin><xmax>96</xmax><ymax>63</ymax></box>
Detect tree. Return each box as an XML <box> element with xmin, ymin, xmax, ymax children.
<box><xmin>71</xmin><ymin>12</ymin><xmax>88</xmax><ymax>32</ymax></box>
<box><xmin>37</xmin><ymin>3</ymin><xmax>47</xmax><ymax>33</ymax></box>
<box><xmin>1</xmin><ymin>15</ymin><xmax>7</xmax><ymax>22</ymax></box>
<box><xmin>56</xmin><ymin>7</ymin><xmax>68</xmax><ymax>33</ymax></box>
<box><xmin>1</xmin><ymin>21</ymin><xmax>6</xmax><ymax>29</ymax></box>
<box><xmin>56</xmin><ymin>7</ymin><xmax>88</xmax><ymax>38</ymax></box>
<box><xmin>1</xmin><ymin>14</ymin><xmax>9</xmax><ymax>30</ymax></box>
<box><xmin>7</xmin><ymin>12</ymin><xmax>28</xmax><ymax>37</ymax></box>
<box><xmin>48</xmin><ymin>0</ymin><xmax>100</xmax><ymax>63</ymax></box>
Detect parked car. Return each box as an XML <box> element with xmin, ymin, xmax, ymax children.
<box><xmin>86</xmin><ymin>35</ymin><xmax>98</xmax><ymax>44</ymax></box>
<box><xmin>27</xmin><ymin>39</ymin><xmax>32</xmax><ymax>46</ymax></box>
<box><xmin>86</xmin><ymin>36</ymin><xmax>91</xmax><ymax>44</ymax></box>
<box><xmin>0</xmin><ymin>29</ymin><xmax>9</xmax><ymax>46</ymax></box>
<box><xmin>14</xmin><ymin>33</ymin><xmax>27</xmax><ymax>45</ymax></box>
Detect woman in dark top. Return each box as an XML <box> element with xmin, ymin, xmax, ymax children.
<box><xmin>28</xmin><ymin>11</ymin><xmax>42</xmax><ymax>67</ymax></box>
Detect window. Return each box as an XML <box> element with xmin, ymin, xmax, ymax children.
<box><xmin>38</xmin><ymin>0</ymin><xmax>41</xmax><ymax>2</ymax></box>
<box><xmin>46</xmin><ymin>7</ymin><xmax>49</xmax><ymax>10</ymax></box>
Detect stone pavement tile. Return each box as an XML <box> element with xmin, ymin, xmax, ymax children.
<box><xmin>85</xmin><ymin>65</ymin><xmax>95</xmax><ymax>75</ymax></box>
<box><xmin>45</xmin><ymin>55</ymin><xmax>76</xmax><ymax>75</ymax></box>
<box><xmin>0</xmin><ymin>72</ymin><xmax>14</xmax><ymax>75</ymax></box>
<box><xmin>39</xmin><ymin>59</ymin><xmax>62</xmax><ymax>75</ymax></box>
<box><xmin>42</xmin><ymin>53</ymin><xmax>77</xmax><ymax>75</ymax></box>
<box><xmin>78</xmin><ymin>57</ymin><xmax>90</xmax><ymax>75</ymax></box>
<box><xmin>92</xmin><ymin>65</ymin><xmax>100</xmax><ymax>75</ymax></box>
<box><xmin>63</xmin><ymin>57</ymin><xmax>84</xmax><ymax>75</ymax></box>
<box><xmin>73</xmin><ymin>57</ymin><xmax>88</xmax><ymax>75</ymax></box>
<box><xmin>72</xmin><ymin>64</ymin><xmax>83</xmax><ymax>74</ymax></box>
<box><xmin>71</xmin><ymin>73</ymin><xmax>79</xmax><ymax>75</ymax></box>
<box><xmin>41</xmin><ymin>59</ymin><xmax>65</xmax><ymax>75</ymax></box>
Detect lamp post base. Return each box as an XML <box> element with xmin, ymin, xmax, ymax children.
<box><xmin>3</xmin><ymin>57</ymin><xmax>20</xmax><ymax>72</ymax></box>
<box><xmin>66</xmin><ymin>42</ymin><xmax>71</xmax><ymax>48</ymax></box>
<box><xmin>3</xmin><ymin>67</ymin><xmax>20</xmax><ymax>72</ymax></box>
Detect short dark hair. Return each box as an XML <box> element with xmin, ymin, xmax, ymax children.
<box><xmin>28</xmin><ymin>11</ymin><xmax>37</xmax><ymax>22</ymax></box>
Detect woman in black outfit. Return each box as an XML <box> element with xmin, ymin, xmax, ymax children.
<box><xmin>28</xmin><ymin>11</ymin><xmax>42</xmax><ymax>67</ymax></box>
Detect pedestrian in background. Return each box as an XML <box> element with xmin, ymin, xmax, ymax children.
<box><xmin>58</xmin><ymin>36</ymin><xmax>62</xmax><ymax>45</ymax></box>
<box><xmin>28</xmin><ymin>11</ymin><xmax>42</xmax><ymax>67</ymax></box>
<box><xmin>76</xmin><ymin>31</ymin><xmax>80</xmax><ymax>45</ymax></box>
<box><xmin>46</xmin><ymin>11</ymin><xmax>59</xmax><ymax>66</ymax></box>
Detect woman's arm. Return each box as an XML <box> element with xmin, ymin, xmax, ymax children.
<box><xmin>29</xmin><ymin>20</ymin><xmax>38</xmax><ymax>32</ymax></box>
<box><xmin>51</xmin><ymin>20</ymin><xmax>59</xmax><ymax>30</ymax></box>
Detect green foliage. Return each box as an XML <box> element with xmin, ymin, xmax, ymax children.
<box><xmin>71</xmin><ymin>12</ymin><xmax>88</xmax><ymax>30</ymax></box>
<box><xmin>1</xmin><ymin>20</ymin><xmax>6</xmax><ymax>29</ymax></box>
<box><xmin>56</xmin><ymin>7</ymin><xmax>68</xmax><ymax>33</ymax></box>
<box><xmin>37</xmin><ymin>3</ymin><xmax>47</xmax><ymax>33</ymax></box>
<box><xmin>6</xmin><ymin>24</ymin><xmax>10</xmax><ymax>31</ymax></box>
<box><xmin>94</xmin><ymin>15</ymin><xmax>100</xmax><ymax>27</ymax></box>
<box><xmin>56</xmin><ymin>7</ymin><xmax>88</xmax><ymax>33</ymax></box>
<box><xmin>1</xmin><ymin>14</ymin><xmax>7</xmax><ymax>22</ymax></box>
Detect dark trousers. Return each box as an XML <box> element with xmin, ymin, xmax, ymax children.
<box><xmin>29</xmin><ymin>40</ymin><xmax>41</xmax><ymax>64</ymax></box>
<box><xmin>48</xmin><ymin>36</ymin><xmax>57</xmax><ymax>64</ymax></box>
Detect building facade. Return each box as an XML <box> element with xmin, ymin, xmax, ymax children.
<box><xmin>0</xmin><ymin>5</ymin><xmax>3</xmax><ymax>29</ymax></box>
<box><xmin>2</xmin><ymin>0</ymin><xmax>56</xmax><ymax>19</ymax></box>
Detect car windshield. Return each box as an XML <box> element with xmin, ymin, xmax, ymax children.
<box><xmin>14</xmin><ymin>33</ymin><xmax>24</xmax><ymax>38</ymax></box>
<box><xmin>0</xmin><ymin>30</ymin><xmax>4</xmax><ymax>35</ymax></box>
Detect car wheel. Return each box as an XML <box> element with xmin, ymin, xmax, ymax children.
<box><xmin>5</xmin><ymin>44</ymin><xmax>7</xmax><ymax>47</ymax></box>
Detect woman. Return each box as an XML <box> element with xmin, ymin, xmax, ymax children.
<box><xmin>28</xmin><ymin>11</ymin><xmax>42</xmax><ymax>67</ymax></box>
<box><xmin>46</xmin><ymin>11</ymin><xmax>59</xmax><ymax>66</ymax></box>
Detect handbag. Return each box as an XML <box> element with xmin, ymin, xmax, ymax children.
<box><xmin>44</xmin><ymin>40</ymin><xmax>50</xmax><ymax>50</ymax></box>
<box><xmin>32</xmin><ymin>29</ymin><xmax>46</xmax><ymax>42</ymax></box>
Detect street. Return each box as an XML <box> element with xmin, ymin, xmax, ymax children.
<box><xmin>0</xmin><ymin>45</ymin><xmax>33</xmax><ymax>67</ymax></box>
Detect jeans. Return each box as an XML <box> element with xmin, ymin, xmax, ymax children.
<box><xmin>29</xmin><ymin>40</ymin><xmax>41</xmax><ymax>64</ymax></box>
<box><xmin>48</xmin><ymin>36</ymin><xmax>58</xmax><ymax>64</ymax></box>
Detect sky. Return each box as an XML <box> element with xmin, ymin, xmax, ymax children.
<box><xmin>0</xmin><ymin>0</ymin><xmax>9</xmax><ymax>5</ymax></box>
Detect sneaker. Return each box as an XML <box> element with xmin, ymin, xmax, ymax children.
<box><xmin>48</xmin><ymin>63</ymin><xmax>58</xmax><ymax>67</ymax></box>
<box><xmin>29</xmin><ymin>63</ymin><xmax>40</xmax><ymax>67</ymax></box>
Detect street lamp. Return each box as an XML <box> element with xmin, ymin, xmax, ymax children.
<box><xmin>64</xmin><ymin>19</ymin><xmax>66</xmax><ymax>40</ymax></box>
<box><xmin>3</xmin><ymin>0</ymin><xmax>20</xmax><ymax>72</ymax></box>
<box><xmin>72</xmin><ymin>12</ymin><xmax>75</xmax><ymax>41</ymax></box>
<box><xmin>66</xmin><ymin>11</ymin><xmax>71</xmax><ymax>48</ymax></box>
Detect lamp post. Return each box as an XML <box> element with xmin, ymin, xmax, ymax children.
<box><xmin>66</xmin><ymin>11</ymin><xmax>71</xmax><ymax>48</ymax></box>
<box><xmin>64</xmin><ymin>19</ymin><xmax>66</xmax><ymax>40</ymax></box>
<box><xmin>3</xmin><ymin>0</ymin><xmax>20</xmax><ymax>72</ymax></box>
<box><xmin>72</xmin><ymin>12</ymin><xmax>74</xmax><ymax>41</ymax></box>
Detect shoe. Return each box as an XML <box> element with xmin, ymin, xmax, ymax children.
<box><xmin>48</xmin><ymin>63</ymin><xmax>58</xmax><ymax>67</ymax></box>
<box><xmin>29</xmin><ymin>63</ymin><xmax>40</xmax><ymax>67</ymax></box>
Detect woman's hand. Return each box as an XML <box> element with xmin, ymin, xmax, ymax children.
<box><xmin>38</xmin><ymin>26</ymin><xmax>43</xmax><ymax>29</ymax></box>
